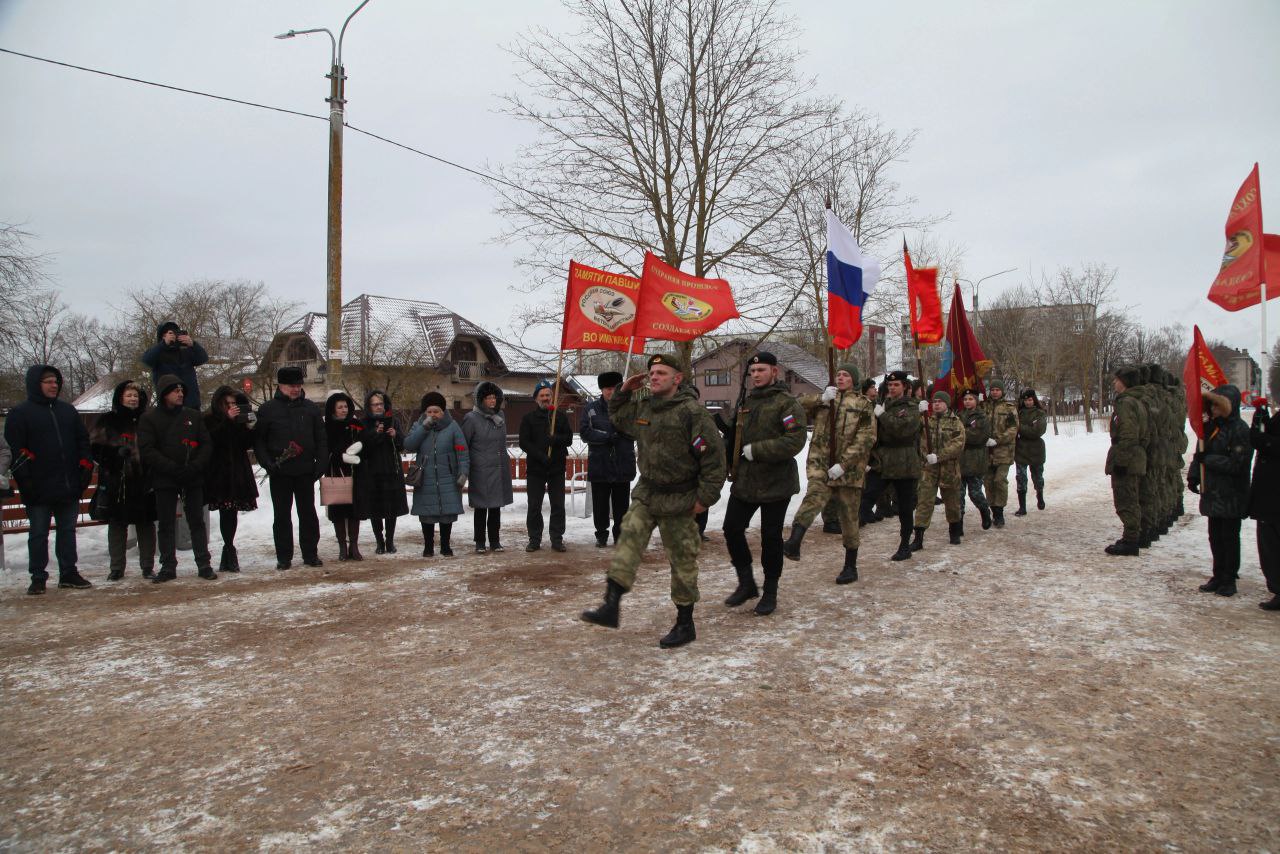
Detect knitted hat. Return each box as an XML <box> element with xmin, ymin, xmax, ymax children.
<box><xmin>932</xmin><ymin>390</ymin><xmax>951</xmax><ymax>406</ymax></box>
<box><xmin>156</xmin><ymin>374</ymin><xmax>185</xmax><ymax>399</ymax></box>
<box><xmin>836</xmin><ymin>362</ymin><xmax>860</xmax><ymax>386</ymax></box>
<box><xmin>988</xmin><ymin>379</ymin><xmax>1005</xmax><ymax>393</ymax></box>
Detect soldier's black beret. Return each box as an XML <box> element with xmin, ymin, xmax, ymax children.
<box><xmin>749</xmin><ymin>351</ymin><xmax>778</xmax><ymax>366</ymax></box>
<box><xmin>887</xmin><ymin>370</ymin><xmax>910</xmax><ymax>384</ymax></box>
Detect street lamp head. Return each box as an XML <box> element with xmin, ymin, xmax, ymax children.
<box><xmin>274</xmin><ymin>31</ymin><xmax>296</xmax><ymax>39</ymax></box>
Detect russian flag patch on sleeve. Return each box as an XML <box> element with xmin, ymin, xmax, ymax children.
<box><xmin>782</xmin><ymin>413</ymin><xmax>797</xmax><ymax>430</ymax></box>
<box><xmin>692</xmin><ymin>435</ymin><xmax>707</xmax><ymax>453</ymax></box>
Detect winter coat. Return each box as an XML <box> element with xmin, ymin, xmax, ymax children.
<box><xmin>89</xmin><ymin>381</ymin><xmax>157</xmax><ymax>524</ymax></box>
<box><xmin>1106</xmin><ymin>389</ymin><xmax>1148</xmax><ymax>476</ymax></box>
<box><xmin>919</xmin><ymin>409</ymin><xmax>964</xmax><ymax>478</ymax></box>
<box><xmin>720</xmin><ymin>381</ymin><xmax>806</xmax><ymax>503</ymax></box>
<box><xmin>609</xmin><ymin>383</ymin><xmax>726</xmax><ymax>516</ymax></box>
<box><xmin>354</xmin><ymin>390</ymin><xmax>409</xmax><ymax>520</ymax></box>
<box><xmin>138</xmin><ymin>386</ymin><xmax>214</xmax><ymax>491</ymax></box>
<box><xmin>1248</xmin><ymin>406</ymin><xmax>1278</xmax><ymax>523</ymax></box>
<box><xmin>461</xmin><ymin>381</ymin><xmax>514</xmax><ymax>510</ymax></box>
<box><xmin>798</xmin><ymin>389</ymin><xmax>876</xmax><ymax>488</ymax></box>
<box><xmin>580</xmin><ymin>396</ymin><xmax>636</xmax><ymax>483</ymax></box>
<box><xmin>323</xmin><ymin>393</ymin><xmax>362</xmax><ymax>474</ymax></box>
<box><xmin>1014</xmin><ymin>405</ymin><xmax>1047</xmax><ymax>466</ymax></box>
<box><xmin>519</xmin><ymin>405</ymin><xmax>574</xmax><ymax>479</ymax></box>
<box><xmin>405</xmin><ymin>412</ymin><xmax>470</xmax><ymax>519</ymax></box>
<box><xmin>1168</xmin><ymin>381</ymin><xmax>1190</xmax><ymax>462</ymax></box>
<box><xmin>140</xmin><ymin>323</ymin><xmax>209</xmax><ymax>410</ymax></box>
<box><xmin>981</xmin><ymin>396</ymin><xmax>1019</xmax><ymax>466</ymax></box>
<box><xmin>3</xmin><ymin>365</ymin><xmax>92</xmax><ymax>507</ymax></box>
<box><xmin>958</xmin><ymin>407</ymin><xmax>992</xmax><ymax>478</ymax></box>
<box><xmin>1131</xmin><ymin>382</ymin><xmax>1167</xmax><ymax>466</ymax></box>
<box><xmin>873</xmin><ymin>395</ymin><xmax>923</xmax><ymax>480</ymax></box>
<box><xmin>253</xmin><ymin>388</ymin><xmax>327</xmax><ymax>479</ymax></box>
<box><xmin>1187</xmin><ymin>385</ymin><xmax>1252</xmax><ymax>519</ymax></box>
<box><xmin>203</xmin><ymin>385</ymin><xmax>259</xmax><ymax>507</ymax></box>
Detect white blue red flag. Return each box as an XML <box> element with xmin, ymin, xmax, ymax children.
<box><xmin>826</xmin><ymin>209</ymin><xmax>881</xmax><ymax>349</ymax></box>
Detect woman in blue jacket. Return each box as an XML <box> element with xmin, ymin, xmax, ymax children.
<box><xmin>404</xmin><ymin>392</ymin><xmax>469</xmax><ymax>557</ymax></box>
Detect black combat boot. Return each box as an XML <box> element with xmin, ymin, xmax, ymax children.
<box><xmin>910</xmin><ymin>526</ymin><xmax>925</xmax><ymax>552</ymax></box>
<box><xmin>1138</xmin><ymin>528</ymin><xmax>1153</xmax><ymax>549</ymax></box>
<box><xmin>835</xmin><ymin>549</ymin><xmax>858</xmax><ymax>584</ymax></box>
<box><xmin>822</xmin><ymin>518</ymin><xmax>842</xmax><ymax>534</ymax></box>
<box><xmin>979</xmin><ymin>506</ymin><xmax>992</xmax><ymax>530</ymax></box>
<box><xmin>782</xmin><ymin>523</ymin><xmax>807</xmax><ymax>561</ymax></box>
<box><xmin>753</xmin><ymin>576</ymin><xmax>779</xmax><ymax>616</ymax></box>
<box><xmin>421</xmin><ymin>521</ymin><xmax>435</xmax><ymax>557</ymax></box>
<box><xmin>1014</xmin><ymin>490</ymin><xmax>1027</xmax><ymax>516</ymax></box>
<box><xmin>1104</xmin><ymin>538</ymin><xmax>1139</xmax><ymax>556</ymax></box>
<box><xmin>724</xmin><ymin>565</ymin><xmax>759</xmax><ymax>607</ymax></box>
<box><xmin>890</xmin><ymin>536</ymin><xmax>912</xmax><ymax>561</ymax></box>
<box><xmin>948</xmin><ymin>521</ymin><xmax>962</xmax><ymax>545</ymax></box>
<box><xmin>659</xmin><ymin>604</ymin><xmax>696</xmax><ymax>648</ymax></box>
<box><xmin>992</xmin><ymin>506</ymin><xmax>1005</xmax><ymax>528</ymax></box>
<box><xmin>1036</xmin><ymin>488</ymin><xmax>1046</xmax><ymax>510</ymax></box>
<box><xmin>581</xmin><ymin>578</ymin><xmax>626</xmax><ymax>628</ymax></box>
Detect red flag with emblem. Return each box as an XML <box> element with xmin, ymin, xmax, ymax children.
<box><xmin>1207</xmin><ymin>164</ymin><xmax>1274</xmax><ymax>311</ymax></box>
<box><xmin>905</xmin><ymin>242</ymin><xmax>944</xmax><ymax>345</ymax></box>
<box><xmin>561</xmin><ymin>261</ymin><xmax>646</xmax><ymax>353</ymax></box>
<box><xmin>1182</xmin><ymin>324</ymin><xmax>1229</xmax><ymax>441</ymax></box>
<box><xmin>633</xmin><ymin>252</ymin><xmax>740</xmax><ymax>342</ymax></box>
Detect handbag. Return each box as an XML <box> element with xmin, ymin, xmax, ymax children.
<box><xmin>319</xmin><ymin>474</ymin><xmax>354</xmax><ymax>506</ymax></box>
<box><xmin>87</xmin><ymin>479</ymin><xmax>112</xmax><ymax>521</ymax></box>
<box><xmin>403</xmin><ymin>462</ymin><xmax>423</xmax><ymax>489</ymax></box>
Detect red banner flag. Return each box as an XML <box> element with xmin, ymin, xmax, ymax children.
<box><xmin>1207</xmin><ymin>164</ymin><xmax>1274</xmax><ymax>311</ymax></box>
<box><xmin>633</xmin><ymin>252</ymin><xmax>740</xmax><ymax>342</ymax></box>
<box><xmin>934</xmin><ymin>282</ymin><xmax>992</xmax><ymax>401</ymax></box>
<box><xmin>904</xmin><ymin>242</ymin><xmax>943</xmax><ymax>345</ymax></box>
<box><xmin>560</xmin><ymin>261</ymin><xmax>645</xmax><ymax>353</ymax></box>
<box><xmin>1182</xmin><ymin>324</ymin><xmax>1229</xmax><ymax>441</ymax></box>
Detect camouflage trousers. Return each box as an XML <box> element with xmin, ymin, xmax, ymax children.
<box><xmin>984</xmin><ymin>462</ymin><xmax>1011</xmax><ymax>508</ymax></box>
<box><xmin>915</xmin><ymin>464</ymin><xmax>961</xmax><ymax>529</ymax></box>
<box><xmin>793</xmin><ymin>480</ymin><xmax>862</xmax><ymax>549</ymax></box>
<box><xmin>607</xmin><ymin>499</ymin><xmax>701</xmax><ymax>606</ymax></box>
<box><xmin>1111</xmin><ymin>473</ymin><xmax>1142</xmax><ymax>540</ymax></box>
<box><xmin>960</xmin><ymin>474</ymin><xmax>990</xmax><ymax>515</ymax></box>
<box><xmin>1014</xmin><ymin>462</ymin><xmax>1045</xmax><ymax>493</ymax></box>
<box><xmin>1141</xmin><ymin>465</ymin><xmax>1163</xmax><ymax>531</ymax></box>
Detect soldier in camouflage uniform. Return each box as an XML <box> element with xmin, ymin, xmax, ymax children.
<box><xmin>1013</xmin><ymin>388</ymin><xmax>1047</xmax><ymax>515</ymax></box>
<box><xmin>1128</xmin><ymin>366</ymin><xmax>1166</xmax><ymax>548</ymax></box>
<box><xmin>981</xmin><ymin>380</ymin><xmax>1019</xmax><ymax>527</ymax></box>
<box><xmin>911</xmin><ymin>390</ymin><xmax>965</xmax><ymax>550</ymax></box>
<box><xmin>1105</xmin><ymin>365</ymin><xmax>1148</xmax><ymax>555</ymax></box>
<box><xmin>861</xmin><ymin>370</ymin><xmax>925</xmax><ymax>561</ymax></box>
<box><xmin>581</xmin><ymin>354</ymin><xmax>726</xmax><ymax>648</ymax></box>
<box><xmin>958</xmin><ymin>389</ymin><xmax>994</xmax><ymax>532</ymax></box>
<box><xmin>783</xmin><ymin>362</ymin><xmax>877</xmax><ymax>583</ymax></box>
<box><xmin>1163</xmin><ymin>368</ymin><xmax>1190</xmax><ymax>523</ymax></box>
<box><xmin>718</xmin><ymin>352</ymin><xmax>807</xmax><ymax>616</ymax></box>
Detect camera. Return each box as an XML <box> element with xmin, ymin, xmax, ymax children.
<box><xmin>233</xmin><ymin>392</ymin><xmax>255</xmax><ymax>424</ymax></box>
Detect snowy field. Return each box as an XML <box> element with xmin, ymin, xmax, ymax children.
<box><xmin>1</xmin><ymin>421</ymin><xmax>1277</xmax><ymax>851</ymax></box>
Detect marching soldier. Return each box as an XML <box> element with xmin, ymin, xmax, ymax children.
<box><xmin>581</xmin><ymin>354</ymin><xmax>726</xmax><ymax>648</ymax></box>
<box><xmin>1105</xmin><ymin>366</ymin><xmax>1148</xmax><ymax>555</ymax></box>
<box><xmin>783</xmin><ymin>362</ymin><xmax>877</xmax><ymax>583</ymax></box>
<box><xmin>1013</xmin><ymin>388</ymin><xmax>1047</xmax><ymax>515</ymax></box>
<box><xmin>862</xmin><ymin>370</ymin><xmax>925</xmax><ymax>561</ymax></box>
<box><xmin>982</xmin><ymin>380</ymin><xmax>1019</xmax><ymax>527</ymax></box>
<box><xmin>958</xmin><ymin>389</ymin><xmax>994</xmax><ymax>532</ymax></box>
<box><xmin>911</xmin><ymin>390</ymin><xmax>965</xmax><ymax>550</ymax></box>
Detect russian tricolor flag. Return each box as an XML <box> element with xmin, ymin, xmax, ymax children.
<box><xmin>826</xmin><ymin>209</ymin><xmax>881</xmax><ymax>350</ymax></box>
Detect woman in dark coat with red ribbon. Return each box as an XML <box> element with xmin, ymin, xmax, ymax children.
<box><xmin>204</xmin><ymin>385</ymin><xmax>259</xmax><ymax>573</ymax></box>
<box><xmin>355</xmin><ymin>389</ymin><xmax>409</xmax><ymax>553</ymax></box>
<box><xmin>90</xmin><ymin>380</ymin><xmax>157</xmax><ymax>580</ymax></box>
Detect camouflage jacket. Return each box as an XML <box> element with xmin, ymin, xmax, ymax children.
<box><xmin>1131</xmin><ymin>383</ymin><xmax>1167</xmax><ymax>466</ymax></box>
<box><xmin>1014</xmin><ymin>406</ymin><xmax>1047</xmax><ymax>466</ymax></box>
<box><xmin>919</xmin><ymin>410</ymin><xmax>964</xmax><ymax>478</ymax></box>
<box><xmin>609</xmin><ymin>385</ymin><xmax>726</xmax><ymax>516</ymax></box>
<box><xmin>1106</xmin><ymin>389</ymin><xmax>1148</xmax><ymax>476</ymax></box>
<box><xmin>1165</xmin><ymin>382</ymin><xmax>1189</xmax><ymax>464</ymax></box>
<box><xmin>722</xmin><ymin>381</ymin><xmax>807</xmax><ymax>502</ymax></box>
<box><xmin>874</xmin><ymin>395</ymin><xmax>923</xmax><ymax>479</ymax></box>
<box><xmin>982</xmin><ymin>397</ymin><xmax>1019</xmax><ymax>465</ymax></box>
<box><xmin>798</xmin><ymin>389</ymin><xmax>877</xmax><ymax>488</ymax></box>
<box><xmin>958</xmin><ymin>407</ymin><xmax>992</xmax><ymax>478</ymax></box>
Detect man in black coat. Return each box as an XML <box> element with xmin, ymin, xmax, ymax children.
<box><xmin>140</xmin><ymin>321</ymin><xmax>209</xmax><ymax>410</ymax></box>
<box><xmin>3</xmin><ymin>365</ymin><xmax>94</xmax><ymax>594</ymax></box>
<box><xmin>579</xmin><ymin>371</ymin><xmax>635</xmax><ymax>547</ymax></box>
<box><xmin>519</xmin><ymin>378</ymin><xmax>573</xmax><ymax>552</ymax></box>
<box><xmin>253</xmin><ymin>366</ymin><xmax>328</xmax><ymax>568</ymax></box>
<box><xmin>1248</xmin><ymin>398</ymin><xmax>1278</xmax><ymax>610</ymax></box>
<box><xmin>138</xmin><ymin>375</ymin><xmax>216</xmax><ymax>581</ymax></box>
<box><xmin>1188</xmin><ymin>384</ymin><xmax>1253</xmax><ymax>596</ymax></box>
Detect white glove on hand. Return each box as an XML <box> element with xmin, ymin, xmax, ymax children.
<box><xmin>985</xmin><ymin>438</ymin><xmax>997</xmax><ymax>447</ymax></box>
<box><xmin>245</xmin><ymin>411</ymin><xmax>258</xmax><ymax>428</ymax></box>
<box><xmin>827</xmin><ymin>463</ymin><xmax>844</xmax><ymax>480</ymax></box>
<box><xmin>742</xmin><ymin>444</ymin><xmax>754</xmax><ymax>461</ymax></box>
<box><xmin>874</xmin><ymin>404</ymin><xmax>885</xmax><ymax>417</ymax></box>
<box><xmin>821</xmin><ymin>386</ymin><xmax>838</xmax><ymax>403</ymax></box>
<box><xmin>918</xmin><ymin>400</ymin><xmax>930</xmax><ymax>412</ymax></box>
<box><xmin>926</xmin><ymin>453</ymin><xmax>938</xmax><ymax>465</ymax></box>
<box><xmin>347</xmin><ymin>441</ymin><xmax>363</xmax><ymax>455</ymax></box>
<box><xmin>342</xmin><ymin>452</ymin><xmax>361</xmax><ymax>465</ymax></box>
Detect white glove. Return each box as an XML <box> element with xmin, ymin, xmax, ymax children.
<box><xmin>827</xmin><ymin>463</ymin><xmax>844</xmax><ymax>480</ymax></box>
<box><xmin>742</xmin><ymin>444</ymin><xmax>754</xmax><ymax>461</ymax></box>
<box><xmin>918</xmin><ymin>400</ymin><xmax>929</xmax><ymax>413</ymax></box>
<box><xmin>245</xmin><ymin>411</ymin><xmax>258</xmax><ymax>428</ymax></box>
<box><xmin>985</xmin><ymin>438</ymin><xmax>997</xmax><ymax>447</ymax></box>
<box><xmin>346</xmin><ymin>441</ymin><xmax>363</xmax><ymax>455</ymax></box>
<box><xmin>821</xmin><ymin>386</ymin><xmax>838</xmax><ymax>403</ymax></box>
<box><xmin>926</xmin><ymin>453</ymin><xmax>938</xmax><ymax>465</ymax></box>
<box><xmin>342</xmin><ymin>452</ymin><xmax>361</xmax><ymax>465</ymax></box>
<box><xmin>874</xmin><ymin>404</ymin><xmax>885</xmax><ymax>417</ymax></box>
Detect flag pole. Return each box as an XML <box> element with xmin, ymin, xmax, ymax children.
<box><xmin>824</xmin><ymin>196</ymin><xmax>837</xmax><ymax>467</ymax></box>
<box><xmin>1262</xmin><ymin>280</ymin><xmax>1270</xmax><ymax>399</ymax></box>
<box><xmin>548</xmin><ymin>349</ymin><xmax>565</xmax><ymax>458</ymax></box>
<box><xmin>620</xmin><ymin>334</ymin><xmax>637</xmax><ymax>381</ymax></box>
<box><xmin>914</xmin><ymin>331</ymin><xmax>932</xmax><ymax>455</ymax></box>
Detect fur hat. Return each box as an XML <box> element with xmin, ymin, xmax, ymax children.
<box><xmin>277</xmin><ymin>365</ymin><xmax>305</xmax><ymax>385</ymax></box>
<box><xmin>420</xmin><ymin>391</ymin><xmax>447</xmax><ymax>412</ymax></box>
<box><xmin>597</xmin><ymin>371</ymin><xmax>623</xmax><ymax>390</ymax></box>
<box><xmin>1114</xmin><ymin>365</ymin><xmax>1142</xmax><ymax>389</ymax></box>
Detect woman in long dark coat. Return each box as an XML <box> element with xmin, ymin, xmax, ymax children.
<box><xmin>1188</xmin><ymin>385</ymin><xmax>1253</xmax><ymax>597</ymax></box>
<box><xmin>405</xmin><ymin>391</ymin><xmax>469</xmax><ymax>557</ymax></box>
<box><xmin>204</xmin><ymin>385</ymin><xmax>259</xmax><ymax>572</ymax></box>
<box><xmin>461</xmin><ymin>380</ymin><xmax>514</xmax><ymax>552</ymax></box>
<box><xmin>356</xmin><ymin>389</ymin><xmax>409</xmax><ymax>553</ymax></box>
<box><xmin>90</xmin><ymin>380</ymin><xmax>157</xmax><ymax>580</ymax></box>
<box><xmin>324</xmin><ymin>392</ymin><xmax>364</xmax><ymax>561</ymax></box>
<box><xmin>1249</xmin><ymin>400</ymin><xmax>1279</xmax><ymax>610</ymax></box>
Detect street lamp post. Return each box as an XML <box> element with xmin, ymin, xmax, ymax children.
<box><xmin>957</xmin><ymin>267</ymin><xmax>1017</xmax><ymax>331</ymax></box>
<box><xmin>276</xmin><ymin>0</ymin><xmax>371</xmax><ymax>391</ymax></box>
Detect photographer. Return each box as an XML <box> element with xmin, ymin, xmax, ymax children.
<box><xmin>141</xmin><ymin>321</ymin><xmax>209</xmax><ymax>411</ymax></box>
<box><xmin>204</xmin><ymin>386</ymin><xmax>259</xmax><ymax>573</ymax></box>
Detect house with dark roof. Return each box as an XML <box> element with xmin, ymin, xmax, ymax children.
<box><xmin>689</xmin><ymin>339</ymin><xmax>828</xmax><ymax>410</ymax></box>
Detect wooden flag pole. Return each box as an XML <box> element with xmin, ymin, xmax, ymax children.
<box><xmin>547</xmin><ymin>349</ymin><xmax>565</xmax><ymax>458</ymax></box>
<box><xmin>824</xmin><ymin>196</ymin><xmax>838</xmax><ymax>467</ymax></box>
<box><xmin>914</xmin><ymin>332</ymin><xmax>933</xmax><ymax>455</ymax></box>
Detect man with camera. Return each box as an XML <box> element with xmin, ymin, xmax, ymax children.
<box><xmin>141</xmin><ymin>321</ymin><xmax>209</xmax><ymax>411</ymax></box>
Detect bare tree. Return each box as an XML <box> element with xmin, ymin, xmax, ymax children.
<box><xmin>0</xmin><ymin>223</ymin><xmax>50</xmax><ymax>353</ymax></box>
<box><xmin>1041</xmin><ymin>263</ymin><xmax>1118</xmax><ymax>432</ymax></box>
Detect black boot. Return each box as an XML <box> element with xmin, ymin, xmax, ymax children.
<box><xmin>890</xmin><ymin>536</ymin><xmax>912</xmax><ymax>561</ymax></box>
<box><xmin>910</xmin><ymin>526</ymin><xmax>925</xmax><ymax>552</ymax></box>
<box><xmin>782</xmin><ymin>523</ymin><xmax>806</xmax><ymax>561</ymax></box>
<box><xmin>421</xmin><ymin>521</ymin><xmax>435</xmax><ymax>557</ymax></box>
<box><xmin>334</xmin><ymin>523</ymin><xmax>349</xmax><ymax>562</ymax></box>
<box><xmin>347</xmin><ymin>519</ymin><xmax>364</xmax><ymax>561</ymax></box>
<box><xmin>152</xmin><ymin>568</ymin><xmax>177</xmax><ymax>583</ymax></box>
<box><xmin>197</xmin><ymin>566</ymin><xmax>218</xmax><ymax>580</ymax></box>
<box><xmin>58</xmin><ymin>571</ymin><xmax>93</xmax><ymax>589</ymax></box>
<box><xmin>948</xmin><ymin>521</ymin><xmax>962</xmax><ymax>545</ymax></box>
<box><xmin>659</xmin><ymin>604</ymin><xmax>696</xmax><ymax>648</ymax></box>
<box><xmin>1036</xmin><ymin>489</ymin><xmax>1045</xmax><ymax>510</ymax></box>
<box><xmin>980</xmin><ymin>506</ymin><xmax>993</xmax><ymax>530</ymax></box>
<box><xmin>992</xmin><ymin>506</ymin><xmax>1005</xmax><ymax>528</ymax></box>
<box><xmin>1138</xmin><ymin>528</ymin><xmax>1153</xmax><ymax>549</ymax></box>
<box><xmin>753</xmin><ymin>576</ymin><xmax>779</xmax><ymax>616</ymax></box>
<box><xmin>957</xmin><ymin>517</ymin><xmax>965</xmax><ymax>538</ymax></box>
<box><xmin>1198</xmin><ymin>576</ymin><xmax>1222</xmax><ymax>592</ymax></box>
<box><xmin>836</xmin><ymin>548</ymin><xmax>858</xmax><ymax>584</ymax></box>
<box><xmin>1215</xmin><ymin>581</ymin><xmax>1238</xmax><ymax>597</ymax></box>
<box><xmin>595</xmin><ymin>532</ymin><xmax>608</xmax><ymax>548</ymax></box>
<box><xmin>1104</xmin><ymin>538</ymin><xmax>1139</xmax><ymax>556</ymax></box>
<box><xmin>724</xmin><ymin>565</ymin><xmax>759</xmax><ymax>606</ymax></box>
<box><xmin>372</xmin><ymin>519</ymin><xmax>386</xmax><ymax>554</ymax></box>
<box><xmin>581</xmin><ymin>578</ymin><xmax>626</xmax><ymax>628</ymax></box>
<box><xmin>440</xmin><ymin>523</ymin><xmax>453</xmax><ymax>556</ymax></box>
<box><xmin>385</xmin><ymin>518</ymin><xmax>398</xmax><ymax>554</ymax></box>
<box><xmin>1014</xmin><ymin>490</ymin><xmax>1027</xmax><ymax>516</ymax></box>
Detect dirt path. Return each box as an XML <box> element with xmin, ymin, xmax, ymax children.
<box><xmin>2</xmin><ymin>466</ymin><xmax>1278</xmax><ymax>851</ymax></box>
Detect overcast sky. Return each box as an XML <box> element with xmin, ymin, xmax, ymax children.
<box><xmin>2</xmin><ymin>0</ymin><xmax>1277</xmax><ymax>362</ymax></box>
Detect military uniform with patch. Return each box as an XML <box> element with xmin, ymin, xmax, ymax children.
<box><xmin>913</xmin><ymin>391</ymin><xmax>965</xmax><ymax>547</ymax></box>
<box><xmin>861</xmin><ymin>371</ymin><xmax>923</xmax><ymax>561</ymax></box>
<box><xmin>957</xmin><ymin>399</ymin><xmax>993</xmax><ymax>530</ymax></box>
<box><xmin>982</xmin><ymin>380</ymin><xmax>1019</xmax><ymax>526</ymax></box>
<box><xmin>1105</xmin><ymin>365</ymin><xmax>1149</xmax><ymax>555</ymax></box>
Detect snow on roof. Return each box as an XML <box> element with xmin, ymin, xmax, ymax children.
<box><xmin>71</xmin><ymin>375</ymin><xmax>119</xmax><ymax>413</ymax></box>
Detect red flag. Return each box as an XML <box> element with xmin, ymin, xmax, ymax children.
<box><xmin>633</xmin><ymin>252</ymin><xmax>739</xmax><ymax>342</ymax></box>
<box><xmin>1207</xmin><ymin>164</ymin><xmax>1272</xmax><ymax>311</ymax></box>
<box><xmin>904</xmin><ymin>242</ymin><xmax>943</xmax><ymax>346</ymax></box>
<box><xmin>934</xmin><ymin>282</ymin><xmax>992</xmax><ymax>401</ymax></box>
<box><xmin>1182</xmin><ymin>324</ymin><xmax>1229</xmax><ymax>441</ymax></box>
<box><xmin>561</xmin><ymin>261</ymin><xmax>645</xmax><ymax>353</ymax></box>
